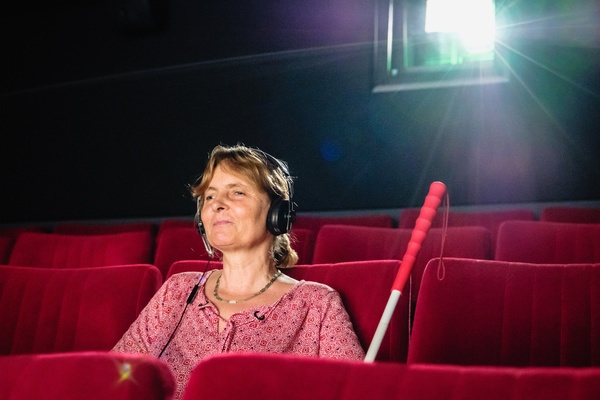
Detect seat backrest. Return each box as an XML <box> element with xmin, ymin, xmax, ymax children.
<box><xmin>540</xmin><ymin>207</ymin><xmax>600</xmax><ymax>223</ymax></box>
<box><xmin>0</xmin><ymin>351</ymin><xmax>175</xmax><ymax>400</ymax></box>
<box><xmin>293</xmin><ymin>214</ymin><xmax>394</xmax><ymax>236</ymax></box>
<box><xmin>312</xmin><ymin>225</ymin><xmax>492</xmax><ymax>303</ymax></box>
<box><xmin>495</xmin><ymin>221</ymin><xmax>600</xmax><ymax>263</ymax></box>
<box><xmin>157</xmin><ymin>218</ymin><xmax>196</xmax><ymax>233</ymax></box>
<box><xmin>0</xmin><ymin>236</ymin><xmax>14</xmax><ymax>264</ymax></box>
<box><xmin>312</xmin><ymin>225</ymin><xmax>406</xmax><ymax>263</ymax></box>
<box><xmin>8</xmin><ymin>231</ymin><xmax>154</xmax><ymax>268</ymax></box>
<box><xmin>0</xmin><ymin>264</ymin><xmax>162</xmax><ymax>354</ymax></box>
<box><xmin>289</xmin><ymin>228</ymin><xmax>316</xmax><ymax>264</ymax></box>
<box><xmin>183</xmin><ymin>353</ymin><xmax>600</xmax><ymax>400</ymax></box>
<box><xmin>53</xmin><ymin>221</ymin><xmax>156</xmax><ymax>236</ymax></box>
<box><xmin>408</xmin><ymin>258</ymin><xmax>600</xmax><ymax>367</ymax></box>
<box><xmin>154</xmin><ymin>226</ymin><xmax>211</xmax><ymax>279</ymax></box>
<box><xmin>398</xmin><ymin>208</ymin><xmax>535</xmax><ymax>254</ymax></box>
<box><xmin>406</xmin><ymin>226</ymin><xmax>492</xmax><ymax>304</ymax></box>
<box><xmin>167</xmin><ymin>259</ymin><xmax>408</xmax><ymax>362</ymax></box>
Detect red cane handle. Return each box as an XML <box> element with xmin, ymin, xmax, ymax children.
<box><xmin>392</xmin><ymin>181</ymin><xmax>446</xmax><ymax>292</ymax></box>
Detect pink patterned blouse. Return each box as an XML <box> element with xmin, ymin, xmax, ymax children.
<box><xmin>113</xmin><ymin>270</ymin><xmax>365</xmax><ymax>399</ymax></box>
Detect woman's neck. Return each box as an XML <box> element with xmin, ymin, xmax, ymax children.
<box><xmin>219</xmin><ymin>251</ymin><xmax>277</xmax><ymax>294</ymax></box>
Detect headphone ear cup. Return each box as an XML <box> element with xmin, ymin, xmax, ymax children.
<box><xmin>266</xmin><ymin>198</ymin><xmax>295</xmax><ymax>235</ymax></box>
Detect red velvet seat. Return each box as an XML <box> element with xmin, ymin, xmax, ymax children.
<box><xmin>157</xmin><ymin>218</ymin><xmax>195</xmax><ymax>232</ymax></box>
<box><xmin>312</xmin><ymin>225</ymin><xmax>492</xmax><ymax>305</ymax></box>
<box><xmin>154</xmin><ymin>226</ymin><xmax>211</xmax><ymax>279</ymax></box>
<box><xmin>0</xmin><ymin>264</ymin><xmax>162</xmax><ymax>354</ymax></box>
<box><xmin>183</xmin><ymin>353</ymin><xmax>600</xmax><ymax>400</ymax></box>
<box><xmin>408</xmin><ymin>258</ymin><xmax>600</xmax><ymax>367</ymax></box>
<box><xmin>495</xmin><ymin>221</ymin><xmax>600</xmax><ymax>263</ymax></box>
<box><xmin>312</xmin><ymin>225</ymin><xmax>407</xmax><ymax>263</ymax></box>
<box><xmin>398</xmin><ymin>208</ymin><xmax>535</xmax><ymax>254</ymax></box>
<box><xmin>289</xmin><ymin>227</ymin><xmax>316</xmax><ymax>264</ymax></box>
<box><xmin>8</xmin><ymin>231</ymin><xmax>154</xmax><ymax>268</ymax></box>
<box><xmin>293</xmin><ymin>214</ymin><xmax>394</xmax><ymax>235</ymax></box>
<box><xmin>0</xmin><ymin>351</ymin><xmax>175</xmax><ymax>400</ymax></box>
<box><xmin>167</xmin><ymin>259</ymin><xmax>408</xmax><ymax>362</ymax></box>
<box><xmin>53</xmin><ymin>221</ymin><xmax>156</xmax><ymax>235</ymax></box>
<box><xmin>0</xmin><ymin>236</ymin><xmax>13</xmax><ymax>264</ymax></box>
<box><xmin>540</xmin><ymin>206</ymin><xmax>600</xmax><ymax>223</ymax></box>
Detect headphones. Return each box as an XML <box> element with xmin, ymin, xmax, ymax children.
<box><xmin>262</xmin><ymin>151</ymin><xmax>296</xmax><ymax>235</ymax></box>
<box><xmin>195</xmin><ymin>149</ymin><xmax>296</xmax><ymax>256</ymax></box>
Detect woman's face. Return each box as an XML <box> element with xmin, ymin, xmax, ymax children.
<box><xmin>201</xmin><ymin>164</ymin><xmax>272</xmax><ymax>253</ymax></box>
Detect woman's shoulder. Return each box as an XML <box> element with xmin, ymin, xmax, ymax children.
<box><xmin>163</xmin><ymin>270</ymin><xmax>216</xmax><ymax>290</ymax></box>
<box><xmin>290</xmin><ymin>279</ymin><xmax>338</xmax><ymax>297</ymax></box>
<box><xmin>281</xmin><ymin>280</ymin><xmax>347</xmax><ymax>313</ymax></box>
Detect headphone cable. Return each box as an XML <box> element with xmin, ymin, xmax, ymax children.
<box><xmin>158</xmin><ymin>258</ymin><xmax>212</xmax><ymax>358</ymax></box>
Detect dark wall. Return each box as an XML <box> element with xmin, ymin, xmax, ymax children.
<box><xmin>1</xmin><ymin>0</ymin><xmax>599</xmax><ymax>223</ymax></box>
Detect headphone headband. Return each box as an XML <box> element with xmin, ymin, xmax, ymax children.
<box><xmin>259</xmin><ymin>150</ymin><xmax>294</xmax><ymax>201</ymax></box>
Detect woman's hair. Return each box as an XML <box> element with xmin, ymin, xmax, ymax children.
<box><xmin>190</xmin><ymin>144</ymin><xmax>298</xmax><ymax>268</ymax></box>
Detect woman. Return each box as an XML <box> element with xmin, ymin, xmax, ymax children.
<box><xmin>113</xmin><ymin>144</ymin><xmax>365</xmax><ymax>399</ymax></box>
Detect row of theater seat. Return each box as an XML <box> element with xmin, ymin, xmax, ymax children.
<box><xmin>0</xmin><ymin>261</ymin><xmax>405</xmax><ymax>361</ymax></box>
<box><xmin>0</xmin><ymin>214</ymin><xmax>396</xmax><ymax>273</ymax></box>
<box><xmin>2</xmin><ymin>256</ymin><xmax>600</xmax><ymax>366</ymax></box>
<box><xmin>2</xmin><ymin>351</ymin><xmax>600</xmax><ymax>400</ymax></box>
<box><xmin>1</xmin><ymin>206</ymin><xmax>599</xmax><ymax>277</ymax></box>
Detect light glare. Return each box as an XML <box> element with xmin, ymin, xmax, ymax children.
<box><xmin>425</xmin><ymin>0</ymin><xmax>495</xmax><ymax>54</ymax></box>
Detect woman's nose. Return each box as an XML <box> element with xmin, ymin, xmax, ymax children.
<box><xmin>210</xmin><ymin>196</ymin><xmax>227</xmax><ymax>211</ymax></box>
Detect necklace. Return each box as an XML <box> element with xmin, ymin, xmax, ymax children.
<box><xmin>214</xmin><ymin>270</ymin><xmax>282</xmax><ymax>304</ymax></box>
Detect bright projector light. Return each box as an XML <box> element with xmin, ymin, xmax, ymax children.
<box><xmin>426</xmin><ymin>0</ymin><xmax>495</xmax><ymax>54</ymax></box>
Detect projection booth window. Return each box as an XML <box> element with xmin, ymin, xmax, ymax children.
<box><xmin>373</xmin><ymin>0</ymin><xmax>509</xmax><ymax>92</ymax></box>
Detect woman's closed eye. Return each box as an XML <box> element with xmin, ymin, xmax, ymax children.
<box><xmin>204</xmin><ymin>190</ymin><xmax>244</xmax><ymax>201</ymax></box>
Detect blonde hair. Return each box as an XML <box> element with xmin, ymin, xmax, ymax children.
<box><xmin>190</xmin><ymin>144</ymin><xmax>298</xmax><ymax>268</ymax></box>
